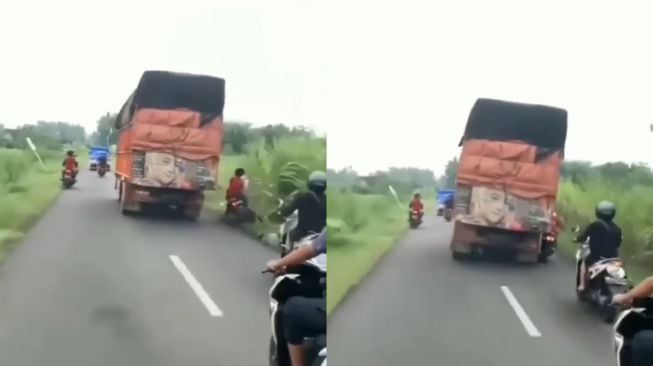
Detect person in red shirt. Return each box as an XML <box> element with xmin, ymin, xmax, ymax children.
<box><xmin>225</xmin><ymin>168</ymin><xmax>248</xmax><ymax>214</ymax></box>
<box><xmin>61</xmin><ymin>150</ymin><xmax>79</xmax><ymax>180</ymax></box>
<box><xmin>408</xmin><ymin>192</ymin><xmax>424</xmax><ymax>220</ymax></box>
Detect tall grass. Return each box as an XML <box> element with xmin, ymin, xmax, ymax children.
<box><xmin>206</xmin><ymin>136</ymin><xmax>326</xmax><ymax>234</ymax></box>
<box><xmin>0</xmin><ymin>148</ymin><xmax>63</xmax><ymax>259</ymax></box>
<box><xmin>327</xmin><ymin>188</ymin><xmax>416</xmax><ymax>314</ymax></box>
<box><xmin>557</xmin><ymin>180</ymin><xmax>653</xmax><ymax>271</ymax></box>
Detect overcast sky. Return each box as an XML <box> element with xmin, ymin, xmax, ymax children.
<box><xmin>1</xmin><ymin>1</ymin><xmax>652</xmax><ymax>175</ymax></box>
<box><xmin>319</xmin><ymin>0</ymin><xmax>653</xmax><ymax>175</ymax></box>
<box><xmin>0</xmin><ymin>0</ymin><xmax>314</xmax><ymax>132</ymax></box>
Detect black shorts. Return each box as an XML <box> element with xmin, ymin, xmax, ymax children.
<box><xmin>283</xmin><ymin>296</ymin><xmax>326</xmax><ymax>345</ymax></box>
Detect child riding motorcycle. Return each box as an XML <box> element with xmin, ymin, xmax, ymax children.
<box><xmin>575</xmin><ymin>201</ymin><xmax>622</xmax><ymax>291</ymax></box>
<box><xmin>61</xmin><ymin>150</ymin><xmax>79</xmax><ymax>180</ymax></box>
<box><xmin>225</xmin><ymin>168</ymin><xmax>248</xmax><ymax>215</ymax></box>
<box><xmin>275</xmin><ymin>171</ymin><xmax>327</xmax><ymax>245</ymax></box>
<box><xmin>266</xmin><ymin>228</ymin><xmax>326</xmax><ymax>366</ymax></box>
<box><xmin>408</xmin><ymin>192</ymin><xmax>424</xmax><ymax>221</ymax></box>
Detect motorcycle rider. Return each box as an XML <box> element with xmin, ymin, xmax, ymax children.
<box><xmin>266</xmin><ymin>228</ymin><xmax>326</xmax><ymax>366</ymax></box>
<box><xmin>97</xmin><ymin>153</ymin><xmax>108</xmax><ymax>171</ymax></box>
<box><xmin>613</xmin><ymin>277</ymin><xmax>653</xmax><ymax>365</ymax></box>
<box><xmin>575</xmin><ymin>201</ymin><xmax>622</xmax><ymax>291</ymax></box>
<box><xmin>225</xmin><ymin>168</ymin><xmax>248</xmax><ymax>215</ymax></box>
<box><xmin>408</xmin><ymin>192</ymin><xmax>424</xmax><ymax>221</ymax></box>
<box><xmin>61</xmin><ymin>150</ymin><xmax>79</xmax><ymax>180</ymax></box>
<box><xmin>275</xmin><ymin>171</ymin><xmax>327</xmax><ymax>244</ymax></box>
<box><xmin>444</xmin><ymin>193</ymin><xmax>454</xmax><ymax>211</ymax></box>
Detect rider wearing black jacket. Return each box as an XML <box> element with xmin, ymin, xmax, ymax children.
<box><xmin>278</xmin><ymin>171</ymin><xmax>327</xmax><ymax>244</ymax></box>
<box><xmin>575</xmin><ymin>200</ymin><xmax>622</xmax><ymax>290</ymax></box>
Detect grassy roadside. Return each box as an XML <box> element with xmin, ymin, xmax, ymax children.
<box><xmin>327</xmin><ymin>190</ymin><xmax>435</xmax><ymax>315</ymax></box>
<box><xmin>0</xmin><ymin>148</ymin><xmax>80</xmax><ymax>261</ymax></box>
<box><xmin>205</xmin><ymin>137</ymin><xmax>327</xmax><ymax>245</ymax></box>
<box><xmin>556</xmin><ymin>180</ymin><xmax>653</xmax><ymax>284</ymax></box>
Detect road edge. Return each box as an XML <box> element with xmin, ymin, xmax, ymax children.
<box><xmin>327</xmin><ymin>228</ymin><xmax>408</xmax><ymax>317</ymax></box>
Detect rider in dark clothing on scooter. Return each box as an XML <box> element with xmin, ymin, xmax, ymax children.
<box><xmin>266</xmin><ymin>226</ymin><xmax>326</xmax><ymax>366</ymax></box>
<box><xmin>277</xmin><ymin>171</ymin><xmax>327</xmax><ymax>244</ymax></box>
<box><xmin>575</xmin><ymin>200</ymin><xmax>622</xmax><ymax>291</ymax></box>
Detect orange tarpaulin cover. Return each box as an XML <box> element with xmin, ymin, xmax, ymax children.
<box><xmin>457</xmin><ymin>139</ymin><xmax>562</xmax><ymax>200</ymax></box>
<box><xmin>128</xmin><ymin>108</ymin><xmax>223</xmax><ymax>161</ymax></box>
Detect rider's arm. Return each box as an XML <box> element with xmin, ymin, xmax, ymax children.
<box><xmin>575</xmin><ymin>222</ymin><xmax>595</xmax><ymax>243</ymax></box>
<box><xmin>277</xmin><ymin>244</ymin><xmax>318</xmax><ymax>268</ymax></box>
<box><xmin>279</xmin><ymin>193</ymin><xmax>301</xmax><ymax>217</ymax></box>
<box><xmin>616</xmin><ymin>226</ymin><xmax>623</xmax><ymax>248</ymax></box>
<box><xmin>623</xmin><ymin>277</ymin><xmax>653</xmax><ymax>301</ymax></box>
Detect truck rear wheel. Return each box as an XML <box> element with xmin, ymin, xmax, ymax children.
<box><xmin>537</xmin><ymin>252</ymin><xmax>549</xmax><ymax>263</ymax></box>
<box><xmin>119</xmin><ymin>182</ymin><xmax>140</xmax><ymax>216</ymax></box>
<box><xmin>184</xmin><ymin>192</ymin><xmax>204</xmax><ymax>221</ymax></box>
<box><xmin>452</xmin><ymin>251</ymin><xmax>467</xmax><ymax>261</ymax></box>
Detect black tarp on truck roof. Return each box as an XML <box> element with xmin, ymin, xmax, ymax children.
<box><xmin>115</xmin><ymin>70</ymin><xmax>226</xmax><ymax>129</ymax></box>
<box><xmin>459</xmin><ymin>98</ymin><xmax>568</xmax><ymax>150</ymax></box>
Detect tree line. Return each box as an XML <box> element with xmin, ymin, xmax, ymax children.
<box><xmin>90</xmin><ymin>113</ymin><xmax>314</xmax><ymax>154</ymax></box>
<box><xmin>328</xmin><ymin>166</ymin><xmax>437</xmax><ymax>196</ymax></box>
<box><xmin>0</xmin><ymin>121</ymin><xmax>86</xmax><ymax>150</ymax></box>
<box><xmin>437</xmin><ymin>156</ymin><xmax>653</xmax><ymax>189</ymax></box>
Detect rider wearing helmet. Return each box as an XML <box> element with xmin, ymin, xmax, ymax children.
<box><xmin>277</xmin><ymin>171</ymin><xmax>327</xmax><ymax>244</ymax></box>
<box><xmin>575</xmin><ymin>200</ymin><xmax>622</xmax><ymax>291</ymax></box>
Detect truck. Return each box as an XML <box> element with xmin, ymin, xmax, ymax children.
<box><xmin>449</xmin><ymin>98</ymin><xmax>568</xmax><ymax>263</ymax></box>
<box><xmin>89</xmin><ymin>146</ymin><xmax>111</xmax><ymax>171</ymax></box>
<box><xmin>113</xmin><ymin>70</ymin><xmax>225</xmax><ymax>220</ymax></box>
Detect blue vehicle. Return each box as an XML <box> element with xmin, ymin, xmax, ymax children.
<box><xmin>436</xmin><ymin>189</ymin><xmax>455</xmax><ymax>216</ymax></box>
<box><xmin>89</xmin><ymin>146</ymin><xmax>111</xmax><ymax>171</ymax></box>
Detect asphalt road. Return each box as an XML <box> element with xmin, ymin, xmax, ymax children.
<box><xmin>0</xmin><ymin>171</ymin><xmax>276</xmax><ymax>366</ymax></box>
<box><xmin>328</xmin><ymin>217</ymin><xmax>615</xmax><ymax>366</ymax></box>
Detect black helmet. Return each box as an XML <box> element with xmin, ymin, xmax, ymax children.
<box><xmin>66</xmin><ymin>150</ymin><xmax>75</xmax><ymax>156</ymax></box>
<box><xmin>235</xmin><ymin>168</ymin><xmax>245</xmax><ymax>177</ymax></box>
<box><xmin>307</xmin><ymin>170</ymin><xmax>327</xmax><ymax>193</ymax></box>
<box><xmin>595</xmin><ymin>200</ymin><xmax>616</xmax><ymax>221</ymax></box>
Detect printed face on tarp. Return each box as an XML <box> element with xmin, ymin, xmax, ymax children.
<box><xmin>457</xmin><ymin>186</ymin><xmax>551</xmax><ymax>232</ymax></box>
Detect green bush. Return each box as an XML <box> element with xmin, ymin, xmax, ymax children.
<box><xmin>557</xmin><ymin>180</ymin><xmax>653</xmax><ymax>269</ymax></box>
<box><xmin>0</xmin><ymin>148</ymin><xmax>63</xmax><ymax>260</ymax></box>
<box><xmin>206</xmin><ymin>136</ymin><xmax>326</xmax><ymax>234</ymax></box>
<box><xmin>327</xmin><ymin>189</ymin><xmax>410</xmax><ymax>314</ymax></box>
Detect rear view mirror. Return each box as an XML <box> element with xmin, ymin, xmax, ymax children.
<box><xmin>572</xmin><ymin>226</ymin><xmax>580</xmax><ymax>233</ymax></box>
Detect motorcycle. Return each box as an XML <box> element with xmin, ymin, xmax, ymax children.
<box><xmin>614</xmin><ymin>297</ymin><xmax>653</xmax><ymax>366</ymax></box>
<box><xmin>409</xmin><ymin>210</ymin><xmax>423</xmax><ymax>229</ymax></box>
<box><xmin>444</xmin><ymin>208</ymin><xmax>453</xmax><ymax>222</ymax></box>
<box><xmin>97</xmin><ymin>163</ymin><xmax>107</xmax><ymax>177</ymax></box>
<box><xmin>264</xmin><ymin>234</ymin><xmax>327</xmax><ymax>366</ymax></box>
<box><xmin>574</xmin><ymin>227</ymin><xmax>630</xmax><ymax>322</ymax></box>
<box><xmin>537</xmin><ymin>233</ymin><xmax>556</xmax><ymax>263</ymax></box>
<box><xmin>223</xmin><ymin>198</ymin><xmax>257</xmax><ymax>226</ymax></box>
<box><xmin>61</xmin><ymin>169</ymin><xmax>76</xmax><ymax>189</ymax></box>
